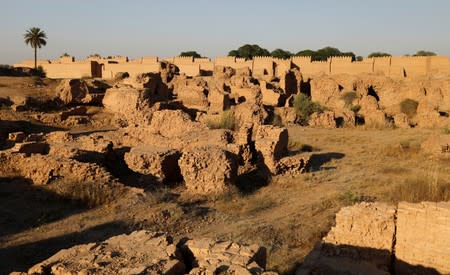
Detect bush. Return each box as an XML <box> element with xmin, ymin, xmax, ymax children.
<box><xmin>205</xmin><ymin>110</ymin><xmax>236</xmax><ymax>130</ymax></box>
<box><xmin>350</xmin><ymin>104</ymin><xmax>361</xmax><ymax>114</ymax></box>
<box><xmin>293</xmin><ymin>93</ymin><xmax>323</xmax><ymax>124</ymax></box>
<box><xmin>340</xmin><ymin>91</ymin><xmax>358</xmax><ymax>106</ymax></box>
<box><xmin>31</xmin><ymin>65</ymin><xmax>46</xmax><ymax>78</ymax></box>
<box><xmin>400</xmin><ymin>98</ymin><xmax>419</xmax><ymax>118</ymax></box>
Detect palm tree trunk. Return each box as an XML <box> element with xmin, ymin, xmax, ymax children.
<box><xmin>34</xmin><ymin>47</ymin><xmax>37</xmax><ymax>69</ymax></box>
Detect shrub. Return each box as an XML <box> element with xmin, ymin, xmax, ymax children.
<box><xmin>350</xmin><ymin>104</ymin><xmax>361</xmax><ymax>114</ymax></box>
<box><xmin>31</xmin><ymin>65</ymin><xmax>46</xmax><ymax>78</ymax></box>
<box><xmin>442</xmin><ymin>128</ymin><xmax>450</xmax><ymax>135</ymax></box>
<box><xmin>340</xmin><ymin>91</ymin><xmax>358</xmax><ymax>106</ymax></box>
<box><xmin>205</xmin><ymin>110</ymin><xmax>236</xmax><ymax>130</ymax></box>
<box><xmin>400</xmin><ymin>98</ymin><xmax>419</xmax><ymax>118</ymax></box>
<box><xmin>293</xmin><ymin>93</ymin><xmax>323</xmax><ymax>124</ymax></box>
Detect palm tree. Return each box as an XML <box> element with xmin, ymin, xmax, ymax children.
<box><xmin>23</xmin><ymin>27</ymin><xmax>47</xmax><ymax>69</ymax></box>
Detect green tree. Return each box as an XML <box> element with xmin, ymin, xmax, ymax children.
<box><xmin>227</xmin><ymin>44</ymin><xmax>270</xmax><ymax>59</ymax></box>
<box><xmin>23</xmin><ymin>27</ymin><xmax>47</xmax><ymax>69</ymax></box>
<box><xmin>60</xmin><ymin>52</ymin><xmax>70</xmax><ymax>58</ymax></box>
<box><xmin>414</xmin><ymin>50</ymin><xmax>437</xmax><ymax>56</ymax></box>
<box><xmin>180</xmin><ymin>51</ymin><xmax>202</xmax><ymax>58</ymax></box>
<box><xmin>270</xmin><ymin>48</ymin><xmax>292</xmax><ymax>59</ymax></box>
<box><xmin>356</xmin><ymin>56</ymin><xmax>363</xmax><ymax>61</ymax></box>
<box><xmin>368</xmin><ymin>52</ymin><xmax>391</xmax><ymax>58</ymax></box>
<box><xmin>88</xmin><ymin>53</ymin><xmax>102</xmax><ymax>58</ymax></box>
<box><xmin>295</xmin><ymin>49</ymin><xmax>316</xmax><ymax>57</ymax></box>
<box><xmin>295</xmin><ymin>47</ymin><xmax>356</xmax><ymax>61</ymax></box>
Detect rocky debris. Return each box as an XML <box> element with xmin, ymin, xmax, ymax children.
<box><xmin>299</xmin><ymin>201</ymin><xmax>450</xmax><ymax>275</ymax></box>
<box><xmin>60</xmin><ymin>106</ymin><xmax>88</xmax><ymax>120</ymax></box>
<box><xmin>2</xmin><ymin>153</ymin><xmax>114</xmax><ymax>185</ymax></box>
<box><xmin>276</xmin><ymin>154</ymin><xmax>311</xmax><ymax>175</ymax></box>
<box><xmin>234</xmin><ymin>102</ymin><xmax>268</xmax><ymax>131</ymax></box>
<box><xmin>230</xmin><ymin>86</ymin><xmax>262</xmax><ymax>105</ymax></box>
<box><xmin>15</xmin><ymin>231</ymin><xmax>277</xmax><ymax>275</ymax></box>
<box><xmin>124</xmin><ymin>146</ymin><xmax>182</xmax><ymax>183</ymax></box>
<box><xmin>11</xmin><ymin>141</ymin><xmax>50</xmax><ymax>155</ymax></box>
<box><xmin>363</xmin><ymin>110</ymin><xmax>387</xmax><ymax>128</ymax></box>
<box><xmin>310</xmin><ymin>76</ymin><xmax>342</xmax><ymax>108</ymax></box>
<box><xmin>55</xmin><ymin>79</ymin><xmax>90</xmax><ymax>105</ymax></box>
<box><xmin>273</xmin><ymin>107</ymin><xmax>299</xmax><ymax>125</ymax></box>
<box><xmin>23</xmin><ymin>132</ymin><xmax>45</xmax><ymax>142</ymax></box>
<box><xmin>26</xmin><ymin>231</ymin><xmax>185</xmax><ymax>275</ymax></box>
<box><xmin>309</xmin><ymin>111</ymin><xmax>336</xmax><ymax>128</ymax></box>
<box><xmin>149</xmin><ymin>109</ymin><xmax>207</xmax><ymax>138</ymax></box>
<box><xmin>395</xmin><ymin>202</ymin><xmax>450</xmax><ymax>274</ymax></box>
<box><xmin>8</xmin><ymin>131</ymin><xmax>26</xmax><ymax>143</ymax></box>
<box><xmin>181</xmin><ymin>238</ymin><xmax>268</xmax><ymax>275</ymax></box>
<box><xmin>208</xmin><ymin>87</ymin><xmax>230</xmax><ymax>114</ymax></box>
<box><xmin>9</xmin><ymin>95</ymin><xmax>40</xmax><ymax>112</ymax></box>
<box><xmin>175</xmin><ymin>77</ymin><xmax>209</xmax><ymax>111</ymax></box>
<box><xmin>44</xmin><ymin>133</ymin><xmax>114</xmax><ymax>163</ymax></box>
<box><xmin>113</xmin><ymin>71</ymin><xmax>129</xmax><ymax>82</ymax></box>
<box><xmin>421</xmin><ymin>134</ymin><xmax>450</xmax><ymax>156</ymax></box>
<box><xmin>44</xmin><ymin>131</ymin><xmax>74</xmax><ymax>143</ymax></box>
<box><xmin>122</xmin><ymin>72</ymin><xmax>170</xmax><ymax>101</ymax></box>
<box><xmin>393</xmin><ymin>113</ymin><xmax>411</xmax><ymax>128</ymax></box>
<box><xmin>102</xmin><ymin>85</ymin><xmax>154</xmax><ymax>125</ymax></box>
<box><xmin>254</xmin><ymin>126</ymin><xmax>288</xmax><ymax>174</ymax></box>
<box><xmin>334</xmin><ymin>109</ymin><xmax>356</xmax><ymax>128</ymax></box>
<box><xmin>415</xmin><ymin>102</ymin><xmax>446</xmax><ymax>128</ymax></box>
<box><xmin>260</xmin><ymin>81</ymin><xmax>282</xmax><ymax>106</ymax></box>
<box><xmin>178</xmin><ymin>146</ymin><xmax>238</xmax><ymax>194</ymax></box>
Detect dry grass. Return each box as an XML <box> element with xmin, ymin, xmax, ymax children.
<box><xmin>386</xmin><ymin>161</ymin><xmax>450</xmax><ymax>203</ymax></box>
<box><xmin>205</xmin><ymin>110</ymin><xmax>236</xmax><ymax>130</ymax></box>
<box><xmin>48</xmin><ymin>180</ymin><xmax>122</xmax><ymax>208</ymax></box>
<box><xmin>3</xmin><ymin>125</ymin><xmax>446</xmax><ymax>275</ymax></box>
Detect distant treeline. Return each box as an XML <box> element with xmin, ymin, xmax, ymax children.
<box><xmin>177</xmin><ymin>45</ymin><xmax>437</xmax><ymax>61</ymax></box>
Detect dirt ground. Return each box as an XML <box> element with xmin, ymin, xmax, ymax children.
<box><xmin>1</xmin><ymin>76</ymin><xmax>450</xmax><ymax>274</ymax></box>
<box><xmin>1</xmin><ymin>112</ymin><xmax>448</xmax><ymax>274</ymax></box>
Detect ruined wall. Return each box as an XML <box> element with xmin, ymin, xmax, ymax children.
<box><xmin>41</xmin><ymin>62</ymin><xmax>97</xmax><ymax>78</ymax></box>
<box><xmin>372</xmin><ymin>56</ymin><xmax>391</xmax><ymax>75</ymax></box>
<box><xmin>13</xmin><ymin>55</ymin><xmax>450</xmax><ymax>80</ymax></box>
<box><xmin>274</xmin><ymin>58</ymin><xmax>292</xmax><ymax>78</ymax></box>
<box><xmin>430</xmin><ymin>56</ymin><xmax>450</xmax><ymax>74</ymax></box>
<box><xmin>391</xmin><ymin>56</ymin><xmax>429</xmax><ymax>78</ymax></box>
<box><xmin>170</xmin><ymin>56</ymin><xmax>211</xmax><ymax>76</ymax></box>
<box><xmin>315</xmin><ymin>201</ymin><xmax>450</xmax><ymax>275</ymax></box>
<box><xmin>330</xmin><ymin>56</ymin><xmax>373</xmax><ymax>75</ymax></box>
<box><xmin>176</xmin><ymin>64</ymin><xmax>200</xmax><ymax>77</ymax></box>
<box><xmin>252</xmin><ymin>56</ymin><xmax>275</xmax><ymax>77</ymax></box>
<box><xmin>395</xmin><ymin>202</ymin><xmax>450</xmax><ymax>274</ymax></box>
<box><xmin>194</xmin><ymin>57</ymin><xmax>214</xmax><ymax>72</ymax></box>
<box><xmin>102</xmin><ymin>63</ymin><xmax>160</xmax><ymax>79</ymax></box>
<box><xmin>214</xmin><ymin>56</ymin><xmax>252</xmax><ymax>71</ymax></box>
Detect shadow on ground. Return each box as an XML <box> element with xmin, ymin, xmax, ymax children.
<box><xmin>297</xmin><ymin>243</ymin><xmax>440</xmax><ymax>275</ymax></box>
<box><xmin>0</xmin><ymin>177</ymin><xmax>86</xmax><ymax>239</ymax></box>
<box><xmin>0</xmin><ymin>221</ymin><xmax>132</xmax><ymax>274</ymax></box>
<box><xmin>307</xmin><ymin>152</ymin><xmax>345</xmax><ymax>172</ymax></box>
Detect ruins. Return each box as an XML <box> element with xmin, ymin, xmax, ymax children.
<box><xmin>13</xmin><ymin>54</ymin><xmax>450</xmax><ymax>79</ymax></box>
<box><xmin>2</xmin><ymin>50</ymin><xmax>450</xmax><ymax>275</ymax></box>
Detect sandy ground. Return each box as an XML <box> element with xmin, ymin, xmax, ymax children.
<box><xmin>1</xmin><ymin>77</ymin><xmax>449</xmax><ymax>274</ymax></box>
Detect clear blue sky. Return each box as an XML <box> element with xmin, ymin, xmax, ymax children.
<box><xmin>2</xmin><ymin>0</ymin><xmax>449</xmax><ymax>64</ymax></box>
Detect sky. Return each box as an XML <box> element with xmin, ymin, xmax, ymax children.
<box><xmin>1</xmin><ymin>0</ymin><xmax>450</xmax><ymax>64</ymax></box>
